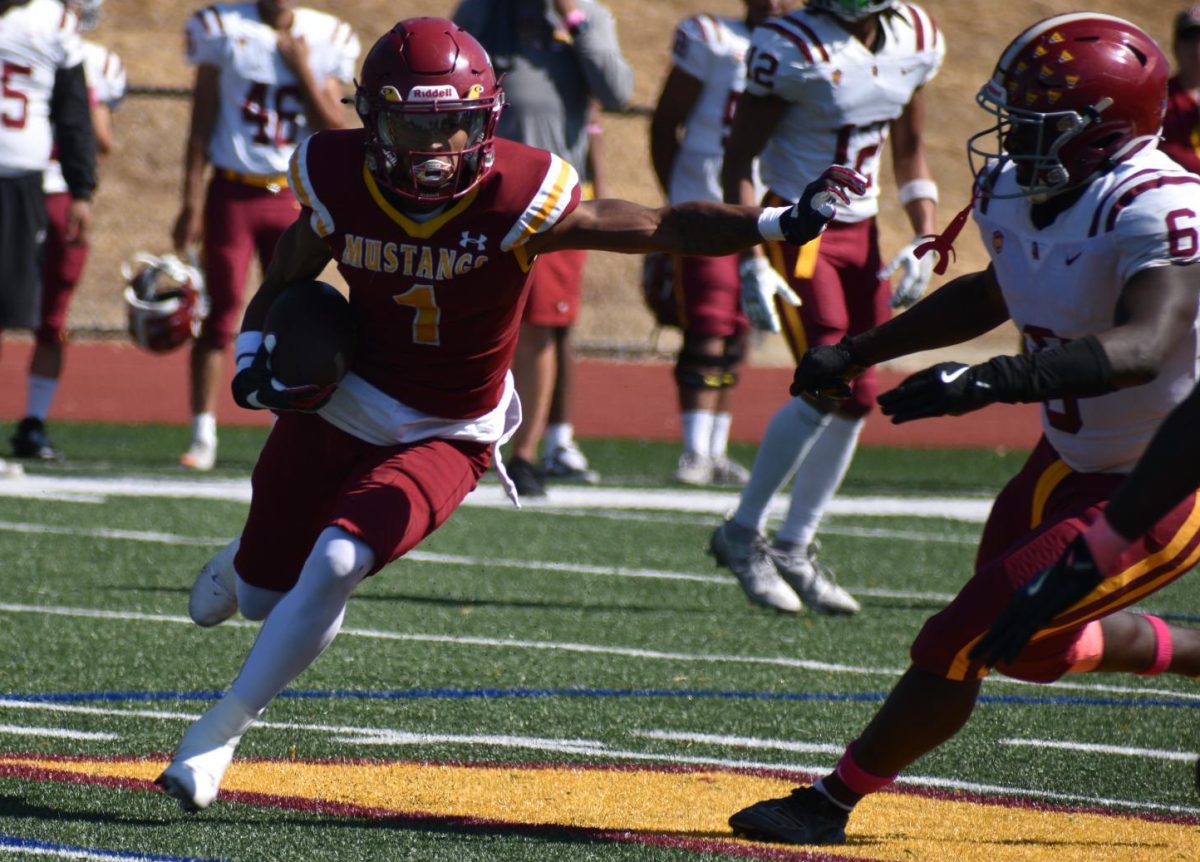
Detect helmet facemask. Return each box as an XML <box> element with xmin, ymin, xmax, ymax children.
<box><xmin>808</xmin><ymin>0</ymin><xmax>897</xmax><ymax>23</ymax></box>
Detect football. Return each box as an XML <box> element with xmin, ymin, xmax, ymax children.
<box><xmin>263</xmin><ymin>280</ymin><xmax>357</xmax><ymax>387</ymax></box>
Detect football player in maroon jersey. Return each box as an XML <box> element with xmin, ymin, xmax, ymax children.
<box><xmin>156</xmin><ymin>16</ymin><xmax>865</xmax><ymax>813</ymax></box>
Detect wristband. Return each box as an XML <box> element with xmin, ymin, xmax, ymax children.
<box><xmin>234</xmin><ymin>331</ymin><xmax>264</xmax><ymax>372</ymax></box>
<box><xmin>974</xmin><ymin>335</ymin><xmax>1115</xmax><ymax>403</ymax></box>
<box><xmin>898</xmin><ymin>178</ymin><xmax>939</xmax><ymax>206</ymax></box>
<box><xmin>756</xmin><ymin>206</ymin><xmax>790</xmax><ymax>242</ymax></box>
<box><xmin>564</xmin><ymin>9</ymin><xmax>588</xmax><ymax>33</ymax></box>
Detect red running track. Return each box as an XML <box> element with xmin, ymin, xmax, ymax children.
<box><xmin>0</xmin><ymin>340</ymin><xmax>1039</xmax><ymax>449</ymax></box>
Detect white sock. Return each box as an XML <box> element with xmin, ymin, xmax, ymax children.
<box><xmin>544</xmin><ymin>422</ymin><xmax>573</xmax><ymax>453</ymax></box>
<box><xmin>709</xmin><ymin>412</ymin><xmax>733</xmax><ymax>459</ymax></box>
<box><xmin>192</xmin><ymin>412</ymin><xmax>217</xmax><ymax>447</ymax></box>
<box><xmin>681</xmin><ymin>410</ymin><xmax>714</xmax><ymax>456</ymax></box>
<box><xmin>229</xmin><ymin>527</ymin><xmax>375</xmax><ymax>713</ymax></box>
<box><xmin>25</xmin><ymin>374</ymin><xmax>57</xmax><ymax>421</ymax></box>
<box><xmin>777</xmin><ymin>414</ymin><xmax>865</xmax><ymax>547</ymax></box>
<box><xmin>732</xmin><ymin>398</ymin><xmax>831</xmax><ymax>533</ymax></box>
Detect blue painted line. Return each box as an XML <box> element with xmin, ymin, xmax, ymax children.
<box><xmin>0</xmin><ymin>834</ymin><xmax>225</xmax><ymax>862</ymax></box>
<box><xmin>9</xmin><ymin>687</ymin><xmax>1200</xmax><ymax>709</ymax></box>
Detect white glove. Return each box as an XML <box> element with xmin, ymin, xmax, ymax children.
<box><xmin>879</xmin><ymin>237</ymin><xmax>935</xmax><ymax>309</ymax></box>
<box><xmin>738</xmin><ymin>256</ymin><xmax>800</xmax><ymax>333</ymax></box>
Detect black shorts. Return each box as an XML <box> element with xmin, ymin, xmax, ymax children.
<box><xmin>0</xmin><ymin>172</ymin><xmax>47</xmax><ymax>329</ymax></box>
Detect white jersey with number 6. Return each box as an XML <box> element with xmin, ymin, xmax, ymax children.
<box><xmin>744</xmin><ymin>4</ymin><xmax>943</xmax><ymax>222</ymax></box>
<box><xmin>974</xmin><ymin>149</ymin><xmax>1200</xmax><ymax>474</ymax></box>
<box><xmin>185</xmin><ymin>2</ymin><xmax>359</xmax><ymax>177</ymax></box>
<box><xmin>0</xmin><ymin>0</ymin><xmax>84</xmax><ymax>175</ymax></box>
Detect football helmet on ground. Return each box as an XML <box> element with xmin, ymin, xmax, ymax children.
<box><xmin>968</xmin><ymin>13</ymin><xmax>1168</xmax><ymax>199</ymax></box>
<box><xmin>354</xmin><ymin>18</ymin><xmax>504</xmax><ymax>203</ymax></box>
<box><xmin>807</xmin><ymin>0</ymin><xmax>897</xmax><ymax>23</ymax></box>
<box><xmin>122</xmin><ymin>253</ymin><xmax>208</xmax><ymax>354</ymax></box>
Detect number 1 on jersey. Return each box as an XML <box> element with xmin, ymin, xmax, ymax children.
<box><xmin>393</xmin><ymin>284</ymin><xmax>441</xmax><ymax>346</ymax></box>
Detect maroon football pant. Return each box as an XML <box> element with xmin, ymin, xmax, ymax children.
<box><xmin>522</xmin><ymin>248</ymin><xmax>587</xmax><ymax>327</ymax></box>
<box><xmin>200</xmin><ymin>174</ymin><xmax>301</xmax><ymax>349</ymax></box>
<box><xmin>234</xmin><ymin>412</ymin><xmax>492</xmax><ymax>592</ymax></box>
<box><xmin>911</xmin><ymin>436</ymin><xmax>1200</xmax><ymax>683</ymax></box>
<box><xmin>37</xmin><ymin>191</ymin><xmax>89</xmax><ymax>345</ymax></box>
<box><xmin>674</xmin><ymin>253</ymin><xmax>747</xmax><ymax>338</ymax></box>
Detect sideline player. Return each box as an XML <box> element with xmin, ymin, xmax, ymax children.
<box><xmin>173</xmin><ymin>0</ymin><xmax>359</xmax><ymax>470</ymax></box>
<box><xmin>11</xmin><ymin>0</ymin><xmax>123</xmax><ymax>462</ymax></box>
<box><xmin>649</xmin><ymin>0</ymin><xmax>788</xmax><ymax>487</ymax></box>
<box><xmin>728</xmin><ymin>14</ymin><xmax>1200</xmax><ymax>846</ymax></box>
<box><xmin>713</xmin><ymin>0</ymin><xmax>943</xmax><ymax>614</ymax></box>
<box><xmin>155</xmin><ymin>17</ymin><xmax>866</xmax><ymax>812</ymax></box>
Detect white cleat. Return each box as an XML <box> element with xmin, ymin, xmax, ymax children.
<box><xmin>156</xmin><ymin>692</ymin><xmax>258</xmax><ymax>812</ymax></box>
<box><xmin>710</xmin><ymin>521</ymin><xmax>803</xmax><ymax>613</ymax></box>
<box><xmin>771</xmin><ymin>541</ymin><xmax>861</xmax><ymax>615</ymax></box>
<box><xmin>0</xmin><ymin>458</ymin><xmax>24</xmax><ymax>478</ymax></box>
<box><xmin>710</xmin><ymin>455</ymin><xmax>751</xmax><ymax>487</ymax></box>
<box><xmin>673</xmin><ymin>451</ymin><xmax>714</xmax><ymax>486</ymax></box>
<box><xmin>180</xmin><ymin>439</ymin><xmax>216</xmax><ymax>471</ymax></box>
<box><xmin>188</xmin><ymin>539</ymin><xmax>240</xmax><ymax>627</ymax></box>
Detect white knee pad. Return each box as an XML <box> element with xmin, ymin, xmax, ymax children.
<box><xmin>298</xmin><ymin>527</ymin><xmax>376</xmax><ymax>602</ymax></box>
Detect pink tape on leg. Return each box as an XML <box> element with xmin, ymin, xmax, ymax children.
<box><xmin>1137</xmin><ymin>614</ymin><xmax>1173</xmax><ymax>676</ymax></box>
<box><xmin>834</xmin><ymin>742</ymin><xmax>899</xmax><ymax>797</ymax></box>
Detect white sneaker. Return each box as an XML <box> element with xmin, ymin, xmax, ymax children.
<box><xmin>157</xmin><ymin>693</ymin><xmax>258</xmax><ymax>811</ymax></box>
<box><xmin>180</xmin><ymin>438</ymin><xmax>216</xmax><ymax>471</ymax></box>
<box><xmin>188</xmin><ymin>539</ymin><xmax>240</xmax><ymax>627</ymax></box>
<box><xmin>710</xmin><ymin>521</ymin><xmax>802</xmax><ymax>613</ymax></box>
<box><xmin>541</xmin><ymin>442</ymin><xmax>600</xmax><ymax>484</ymax></box>
<box><xmin>0</xmin><ymin>458</ymin><xmax>24</xmax><ymax>478</ymax></box>
<box><xmin>673</xmin><ymin>451</ymin><xmax>714</xmax><ymax>486</ymax></box>
<box><xmin>770</xmin><ymin>541</ymin><xmax>861</xmax><ymax>615</ymax></box>
<box><xmin>711</xmin><ymin>455</ymin><xmax>751</xmax><ymax>487</ymax></box>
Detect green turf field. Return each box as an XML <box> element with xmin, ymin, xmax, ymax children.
<box><xmin>0</xmin><ymin>422</ymin><xmax>1195</xmax><ymax>862</ymax></box>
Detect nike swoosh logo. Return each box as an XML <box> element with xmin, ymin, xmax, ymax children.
<box><xmin>1065</xmin><ymin>252</ymin><xmax>1083</xmax><ymax>265</ymax></box>
<box><xmin>1024</xmin><ymin>567</ymin><xmax>1051</xmax><ymax>597</ymax></box>
<box><xmin>939</xmin><ymin>366</ymin><xmax>970</xmax><ymax>384</ymax></box>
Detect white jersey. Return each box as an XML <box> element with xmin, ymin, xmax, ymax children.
<box><xmin>43</xmin><ymin>40</ymin><xmax>124</xmax><ymax>195</ymax></box>
<box><xmin>0</xmin><ymin>0</ymin><xmax>84</xmax><ymax>175</ymax></box>
<box><xmin>974</xmin><ymin>149</ymin><xmax>1200</xmax><ymax>474</ymax></box>
<box><xmin>667</xmin><ymin>14</ymin><xmax>753</xmax><ymax>204</ymax></box>
<box><xmin>185</xmin><ymin>3</ymin><xmax>359</xmax><ymax>176</ymax></box>
<box><xmin>745</xmin><ymin>4</ymin><xmax>943</xmax><ymax>221</ymax></box>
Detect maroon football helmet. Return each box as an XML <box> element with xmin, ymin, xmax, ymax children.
<box><xmin>355</xmin><ymin>18</ymin><xmax>504</xmax><ymax>203</ymax></box>
<box><xmin>122</xmin><ymin>253</ymin><xmax>208</xmax><ymax>354</ymax></box>
<box><xmin>968</xmin><ymin>14</ymin><xmax>1168</xmax><ymax>198</ymax></box>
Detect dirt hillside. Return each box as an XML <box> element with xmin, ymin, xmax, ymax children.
<box><xmin>77</xmin><ymin>0</ymin><xmax>1180</xmax><ymax>366</ymax></box>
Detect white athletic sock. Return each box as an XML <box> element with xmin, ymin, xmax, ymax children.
<box><xmin>681</xmin><ymin>410</ymin><xmax>715</xmax><ymax>456</ymax></box>
<box><xmin>229</xmin><ymin>527</ymin><xmax>375</xmax><ymax>713</ymax></box>
<box><xmin>544</xmin><ymin>422</ymin><xmax>573</xmax><ymax>453</ymax></box>
<box><xmin>777</xmin><ymin>414</ymin><xmax>865</xmax><ymax>547</ymax></box>
<box><xmin>25</xmin><ymin>374</ymin><xmax>58</xmax><ymax>421</ymax></box>
<box><xmin>732</xmin><ymin>398</ymin><xmax>831</xmax><ymax>533</ymax></box>
<box><xmin>709</xmin><ymin>412</ymin><xmax>733</xmax><ymax>459</ymax></box>
<box><xmin>192</xmin><ymin>412</ymin><xmax>217</xmax><ymax>447</ymax></box>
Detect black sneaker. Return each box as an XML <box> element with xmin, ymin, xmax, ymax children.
<box><xmin>729</xmin><ymin>786</ymin><xmax>849</xmax><ymax>845</ymax></box>
<box><xmin>507</xmin><ymin>456</ymin><xmax>546</xmax><ymax>498</ymax></box>
<box><xmin>11</xmin><ymin>416</ymin><xmax>63</xmax><ymax>460</ymax></box>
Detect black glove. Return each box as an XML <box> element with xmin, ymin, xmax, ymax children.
<box><xmin>877</xmin><ymin>361</ymin><xmax>996</xmax><ymax>424</ymax></box>
<box><xmin>231</xmin><ymin>341</ymin><xmax>336</xmax><ymax>413</ymax></box>
<box><xmin>790</xmin><ymin>338</ymin><xmax>864</xmax><ymax>400</ymax></box>
<box><xmin>779</xmin><ymin>165</ymin><xmax>868</xmax><ymax>246</ymax></box>
<box><xmin>970</xmin><ymin>535</ymin><xmax>1104</xmax><ymax>668</ymax></box>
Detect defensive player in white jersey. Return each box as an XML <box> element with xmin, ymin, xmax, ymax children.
<box><xmin>729</xmin><ymin>14</ymin><xmax>1200</xmax><ymax>847</ymax></box>
<box><xmin>11</xmin><ymin>0</ymin><xmax>122</xmax><ymax>463</ymax></box>
<box><xmin>650</xmin><ymin>0</ymin><xmax>788</xmax><ymax>488</ymax></box>
<box><xmin>712</xmin><ymin>0</ymin><xmax>943</xmax><ymax>614</ymax></box>
<box><xmin>173</xmin><ymin>0</ymin><xmax>360</xmax><ymax>471</ymax></box>
<box><xmin>0</xmin><ymin>0</ymin><xmax>94</xmax><ymax>479</ymax></box>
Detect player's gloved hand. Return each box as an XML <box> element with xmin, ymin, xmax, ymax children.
<box><xmin>877</xmin><ymin>361</ymin><xmax>996</xmax><ymax>423</ymax></box>
<box><xmin>231</xmin><ymin>335</ymin><xmax>336</xmax><ymax>413</ymax></box>
<box><xmin>738</xmin><ymin>256</ymin><xmax>800</xmax><ymax>333</ymax></box>
<box><xmin>790</xmin><ymin>337</ymin><xmax>864</xmax><ymax>400</ymax></box>
<box><xmin>780</xmin><ymin>165</ymin><xmax>869</xmax><ymax>246</ymax></box>
<box><xmin>880</xmin><ymin>236</ymin><xmax>935</xmax><ymax>309</ymax></box>
<box><xmin>970</xmin><ymin>534</ymin><xmax>1104</xmax><ymax>668</ymax></box>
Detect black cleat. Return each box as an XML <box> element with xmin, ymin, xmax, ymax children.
<box><xmin>11</xmin><ymin>416</ymin><xmax>62</xmax><ymax>460</ymax></box>
<box><xmin>507</xmin><ymin>456</ymin><xmax>546</xmax><ymax>498</ymax></box>
<box><xmin>729</xmin><ymin>786</ymin><xmax>849</xmax><ymax>845</ymax></box>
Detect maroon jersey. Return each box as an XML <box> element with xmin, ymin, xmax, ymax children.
<box><xmin>288</xmin><ymin>130</ymin><xmax>581</xmax><ymax>419</ymax></box>
<box><xmin>1162</xmin><ymin>76</ymin><xmax>1200</xmax><ymax>175</ymax></box>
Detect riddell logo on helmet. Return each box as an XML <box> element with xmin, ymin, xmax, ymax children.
<box><xmin>407</xmin><ymin>85</ymin><xmax>458</xmax><ymax>102</ymax></box>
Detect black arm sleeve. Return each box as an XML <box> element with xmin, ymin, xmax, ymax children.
<box><xmin>974</xmin><ymin>335</ymin><xmax>1116</xmax><ymax>403</ymax></box>
<box><xmin>50</xmin><ymin>62</ymin><xmax>97</xmax><ymax>200</ymax></box>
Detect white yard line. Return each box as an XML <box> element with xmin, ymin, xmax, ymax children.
<box><xmin>1000</xmin><ymin>737</ymin><xmax>1198</xmax><ymax>762</ymax></box>
<box><xmin>0</xmin><ymin>724</ymin><xmax>117</xmax><ymax>741</ymax></box>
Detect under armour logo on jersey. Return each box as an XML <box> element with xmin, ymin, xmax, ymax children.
<box><xmin>459</xmin><ymin>232</ymin><xmax>488</xmax><ymax>251</ymax></box>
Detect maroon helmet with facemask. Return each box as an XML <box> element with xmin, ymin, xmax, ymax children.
<box><xmin>355</xmin><ymin>18</ymin><xmax>504</xmax><ymax>203</ymax></box>
<box><xmin>968</xmin><ymin>13</ymin><xmax>1168</xmax><ymax>199</ymax></box>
